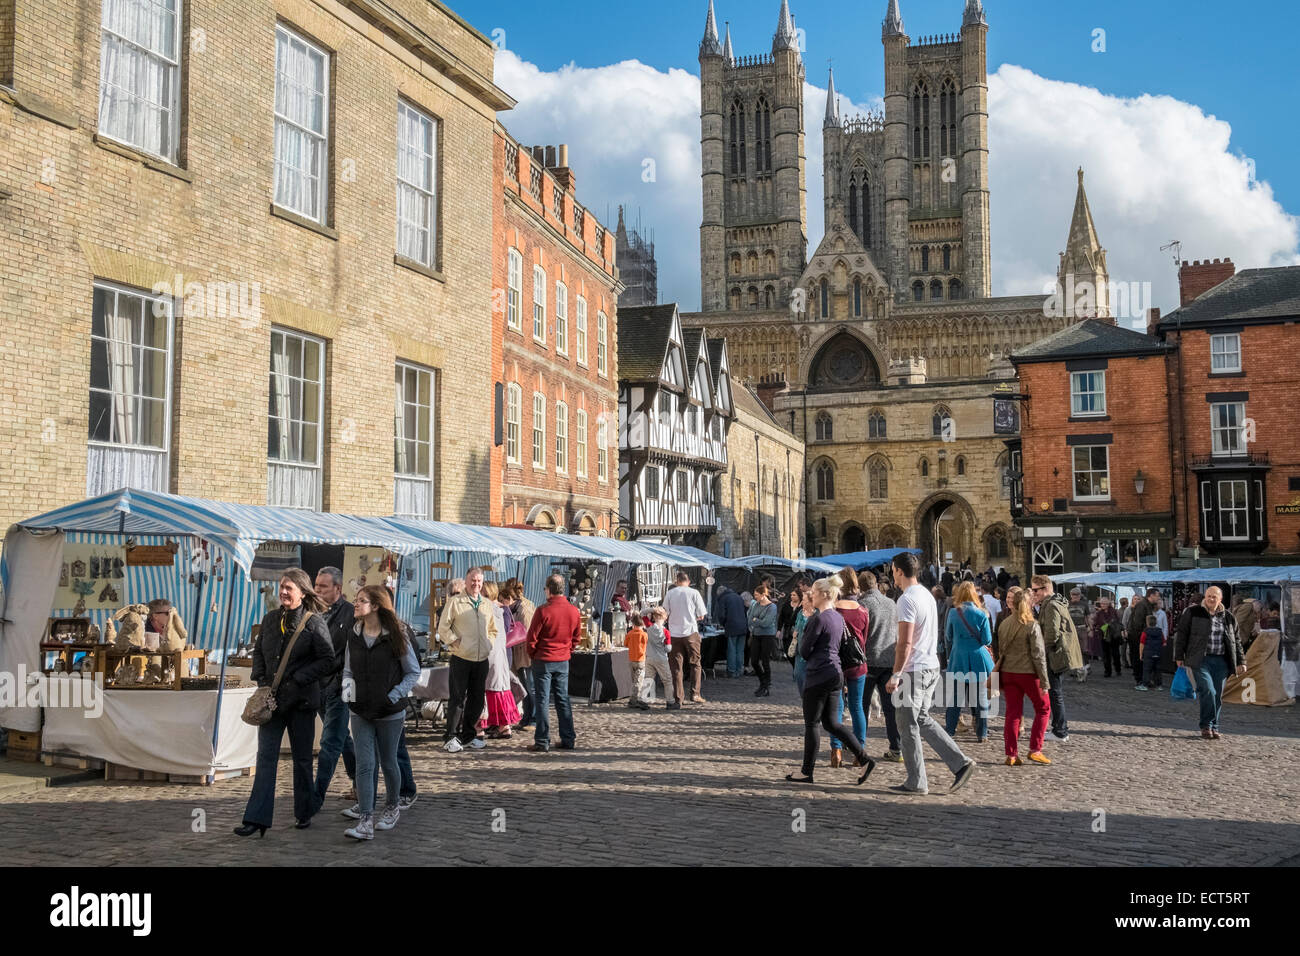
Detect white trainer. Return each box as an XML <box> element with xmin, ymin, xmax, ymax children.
<box><xmin>468</xmin><ymin>737</ymin><xmax>487</xmax><ymax>750</ymax></box>
<box><xmin>344</xmin><ymin>814</ymin><xmax>374</xmax><ymax>841</ymax></box>
<box><xmin>443</xmin><ymin>738</ymin><xmax>464</xmax><ymax>753</ymax></box>
<box><xmin>375</xmin><ymin>805</ymin><xmax>400</xmax><ymax>831</ymax></box>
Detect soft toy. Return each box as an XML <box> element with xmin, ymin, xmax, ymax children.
<box><xmin>158</xmin><ymin>608</ymin><xmax>188</xmax><ymax>653</ymax></box>
<box><xmin>112</xmin><ymin>604</ymin><xmax>150</xmax><ymax>649</ymax></box>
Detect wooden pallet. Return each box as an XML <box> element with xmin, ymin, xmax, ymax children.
<box><xmin>103</xmin><ymin>762</ymin><xmax>254</xmax><ymax>785</ymax></box>
<box><xmin>42</xmin><ymin>753</ymin><xmax>105</xmax><ymax>771</ymax></box>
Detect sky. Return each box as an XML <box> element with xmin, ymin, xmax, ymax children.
<box><xmin>455</xmin><ymin>0</ymin><xmax>1300</xmax><ymax>322</ymax></box>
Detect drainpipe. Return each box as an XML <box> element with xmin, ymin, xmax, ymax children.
<box><xmin>755</xmin><ymin>430</ymin><xmax>763</xmax><ymax>555</ymax></box>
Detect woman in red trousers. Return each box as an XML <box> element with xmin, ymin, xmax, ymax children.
<box><xmin>995</xmin><ymin>589</ymin><xmax>1052</xmax><ymax>766</ymax></box>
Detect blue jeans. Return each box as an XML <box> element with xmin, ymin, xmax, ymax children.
<box><xmin>517</xmin><ymin>666</ymin><xmax>535</xmax><ymax>726</ymax></box>
<box><xmin>370</xmin><ymin>728</ymin><xmax>416</xmax><ymax>804</ymax></box>
<box><xmin>312</xmin><ymin>688</ymin><xmax>355</xmax><ymax>811</ymax></box>
<box><xmin>831</xmin><ymin>673</ymin><xmax>867</xmax><ymax>750</ymax></box>
<box><xmin>726</xmin><ymin>634</ymin><xmax>746</xmax><ymax>677</ymax></box>
<box><xmin>1194</xmin><ymin>654</ymin><xmax>1231</xmax><ymax>731</ymax></box>
<box><xmin>351</xmin><ymin>713</ymin><xmax>403</xmax><ymax>816</ymax></box>
<box><xmin>531</xmin><ymin>659</ymin><xmax>575</xmax><ymax>749</ymax></box>
<box><xmin>944</xmin><ymin>673</ymin><xmax>991</xmax><ymax>739</ymax></box>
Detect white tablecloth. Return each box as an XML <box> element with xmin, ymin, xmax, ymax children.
<box><xmin>42</xmin><ymin>682</ymin><xmax>258</xmax><ymax>776</ymax></box>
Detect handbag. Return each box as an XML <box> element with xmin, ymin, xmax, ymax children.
<box><xmin>505</xmin><ymin>620</ymin><xmax>528</xmax><ymax>648</ymax></box>
<box><xmin>838</xmin><ymin>619</ymin><xmax>867</xmax><ymax>671</ymax></box>
<box><xmin>241</xmin><ymin>611</ymin><xmax>315</xmax><ymax>726</ymax></box>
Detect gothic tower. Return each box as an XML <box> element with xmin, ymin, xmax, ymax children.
<box><xmin>698</xmin><ymin>0</ymin><xmax>808</xmax><ymax>314</ymax></box>
<box><xmin>1057</xmin><ymin>168</ymin><xmax>1111</xmax><ymax>319</ymax></box>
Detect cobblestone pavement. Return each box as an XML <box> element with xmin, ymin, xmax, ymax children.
<box><xmin>1</xmin><ymin>669</ymin><xmax>1298</xmax><ymax>866</ymax></box>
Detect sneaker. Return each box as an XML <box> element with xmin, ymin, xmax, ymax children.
<box><xmin>527</xmin><ymin>743</ymin><xmax>550</xmax><ymax>752</ymax></box>
<box><xmin>882</xmin><ymin>749</ymin><xmax>904</xmax><ymax>763</ymax></box>
<box><xmin>344</xmin><ymin>814</ymin><xmax>374</xmax><ymax>841</ymax></box>
<box><xmin>398</xmin><ymin>794</ymin><xmax>417</xmax><ymax>811</ymax></box>
<box><xmin>888</xmin><ymin>783</ymin><xmax>928</xmax><ymax>795</ymax></box>
<box><xmin>1135</xmin><ymin>684</ymin><xmax>1149</xmax><ymax>692</ymax></box>
<box><xmin>951</xmin><ymin>760</ymin><xmax>977</xmax><ymax>794</ymax></box>
<box><xmin>666</xmin><ymin>702</ymin><xmax>682</xmax><ymax>710</ymax></box>
<box><xmin>467</xmin><ymin>737</ymin><xmax>487</xmax><ymax>750</ymax></box>
<box><xmin>341</xmin><ymin>803</ymin><xmax>362</xmax><ymax>820</ymax></box>
<box><xmin>1027</xmin><ymin>751</ymin><xmax>1052</xmax><ymax>765</ymax></box>
<box><xmin>443</xmin><ymin>738</ymin><xmax>464</xmax><ymax>753</ymax></box>
<box><xmin>375</xmin><ymin>805</ymin><xmax>400</xmax><ymax>830</ymax></box>
<box><xmin>1048</xmin><ymin>731</ymin><xmax>1070</xmax><ymax>743</ymax></box>
<box><xmin>557</xmin><ymin>741</ymin><xmax>575</xmax><ymax>750</ymax></box>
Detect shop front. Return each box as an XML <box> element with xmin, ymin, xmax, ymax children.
<box><xmin>1018</xmin><ymin>514</ymin><xmax>1174</xmax><ymax>579</ymax></box>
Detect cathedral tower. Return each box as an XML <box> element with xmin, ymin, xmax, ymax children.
<box><xmin>698</xmin><ymin>1</ymin><xmax>808</xmax><ymax>314</ymax></box>
<box><xmin>1057</xmin><ymin>168</ymin><xmax>1111</xmax><ymax>319</ymax></box>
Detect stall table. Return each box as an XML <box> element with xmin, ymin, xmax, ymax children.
<box><xmin>569</xmin><ymin>647</ymin><xmax>632</xmax><ymax>702</ymax></box>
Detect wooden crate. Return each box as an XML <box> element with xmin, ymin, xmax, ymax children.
<box><xmin>42</xmin><ymin>753</ymin><xmax>105</xmax><ymax>771</ymax></box>
<box><xmin>104</xmin><ymin>762</ymin><xmax>253</xmax><ymax>785</ymax></box>
<box><xmin>5</xmin><ymin>730</ymin><xmax>42</xmax><ymax>762</ymax></box>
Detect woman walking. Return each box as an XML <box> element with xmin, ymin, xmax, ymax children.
<box><xmin>505</xmin><ymin>579</ymin><xmax>537</xmax><ymax>728</ymax></box>
<box><xmin>482</xmin><ymin>581</ymin><xmax>522</xmax><ymax>738</ymax></box>
<box><xmin>786</xmin><ymin>576</ymin><xmax>875</xmax><ymax>785</ymax></box>
<box><xmin>1091</xmin><ymin>593</ymin><xmax>1122</xmax><ymax>678</ymax></box>
<box><xmin>747</xmin><ymin>584</ymin><xmax>779</xmax><ymax>697</ymax></box>
<box><xmin>778</xmin><ymin>588</ymin><xmax>802</xmax><ymax>668</ymax></box>
<box><xmin>236</xmin><ymin>568</ymin><xmax>333</xmax><ymax>837</ymax></box>
<box><xmin>996</xmin><ymin>588</ymin><xmax>1052</xmax><ymax>765</ymax></box>
<box><xmin>790</xmin><ymin>587</ymin><xmax>813</xmax><ymax>694</ymax></box>
<box><xmin>829</xmin><ymin>568</ymin><xmax>870</xmax><ymax>770</ymax></box>
<box><xmin>943</xmin><ymin>581</ymin><xmax>995</xmax><ymax>743</ymax></box>
<box><xmin>342</xmin><ymin>585</ymin><xmax>420</xmax><ymax>840</ymax></box>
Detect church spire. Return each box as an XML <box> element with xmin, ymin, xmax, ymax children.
<box><xmin>1065</xmin><ymin>168</ymin><xmax>1103</xmax><ymax>266</ymax></box>
<box><xmin>883</xmin><ymin>0</ymin><xmax>905</xmax><ymax>38</ymax></box>
<box><xmin>962</xmin><ymin>0</ymin><xmax>987</xmax><ymax>28</ymax></box>
<box><xmin>824</xmin><ymin>67</ymin><xmax>841</xmax><ymax>127</ymax></box>
<box><xmin>700</xmin><ymin>0</ymin><xmax>722</xmax><ymax>57</ymax></box>
<box><xmin>773</xmin><ymin>0</ymin><xmax>798</xmax><ymax>53</ymax></box>
<box><xmin>722</xmin><ymin>21</ymin><xmax>734</xmax><ymax>64</ymax></box>
<box><xmin>1058</xmin><ymin>168</ymin><xmax>1111</xmax><ymax>319</ymax></box>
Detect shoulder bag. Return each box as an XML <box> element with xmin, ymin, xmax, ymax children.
<box><xmin>242</xmin><ymin>611</ymin><xmax>315</xmax><ymax>726</ymax></box>
<box><xmin>838</xmin><ymin>614</ymin><xmax>867</xmax><ymax>671</ymax></box>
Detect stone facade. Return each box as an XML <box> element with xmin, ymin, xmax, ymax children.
<box><xmin>0</xmin><ymin>0</ymin><xmax>510</xmax><ymax>531</ymax></box>
<box><xmin>614</xmin><ymin>205</ymin><xmax>657</xmax><ymax>309</ymax></box>
<box><xmin>493</xmin><ymin>128</ymin><xmax>621</xmax><ymax>535</ymax></box>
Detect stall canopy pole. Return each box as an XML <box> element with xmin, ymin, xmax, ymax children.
<box><xmin>209</xmin><ymin>572</ymin><xmax>239</xmax><ymax>775</ymax></box>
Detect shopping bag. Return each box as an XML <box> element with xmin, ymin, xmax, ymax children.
<box><xmin>1170</xmin><ymin>666</ymin><xmax>1197</xmax><ymax>701</ymax></box>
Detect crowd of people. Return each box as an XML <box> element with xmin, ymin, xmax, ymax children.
<box><xmin>233</xmin><ymin>552</ymin><xmax>1253</xmax><ymax>838</ymax></box>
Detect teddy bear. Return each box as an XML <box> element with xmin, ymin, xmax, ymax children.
<box><xmin>112</xmin><ymin>604</ymin><xmax>150</xmax><ymax>650</ymax></box>
<box><xmin>158</xmin><ymin>608</ymin><xmax>188</xmax><ymax>653</ymax></box>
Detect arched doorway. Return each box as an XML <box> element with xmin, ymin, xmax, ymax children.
<box><xmin>840</xmin><ymin>524</ymin><xmax>866</xmax><ymax>554</ymax></box>
<box><xmin>916</xmin><ymin>494</ymin><xmax>975</xmax><ymax>569</ymax></box>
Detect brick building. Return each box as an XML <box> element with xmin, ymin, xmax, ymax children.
<box><xmin>0</xmin><ymin>0</ymin><xmax>511</xmax><ymax>530</ymax></box>
<box><xmin>1009</xmin><ymin>320</ymin><xmax>1174</xmax><ymax>577</ymax></box>
<box><xmin>1156</xmin><ymin>261</ymin><xmax>1300</xmax><ymax>564</ymax></box>
<box><xmin>493</xmin><ymin>129</ymin><xmax>621</xmax><ymax>534</ymax></box>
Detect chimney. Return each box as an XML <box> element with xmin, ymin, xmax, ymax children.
<box><xmin>1178</xmin><ymin>258</ymin><xmax>1235</xmax><ymax>306</ymax></box>
<box><xmin>1146</xmin><ymin>306</ymin><xmax>1161</xmax><ymax>338</ymax></box>
<box><xmin>557</xmin><ymin>144</ymin><xmax>568</xmax><ymax>167</ymax></box>
<box><xmin>544</xmin><ymin>145</ymin><xmax>556</xmax><ymax>168</ymax></box>
<box><xmin>551</xmin><ymin>143</ymin><xmax>575</xmax><ymax>192</ymax></box>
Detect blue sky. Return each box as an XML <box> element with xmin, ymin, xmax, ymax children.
<box><xmin>457</xmin><ymin>0</ymin><xmax>1300</xmax><ymax>316</ymax></box>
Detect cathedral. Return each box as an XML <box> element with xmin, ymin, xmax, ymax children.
<box><xmin>680</xmin><ymin>0</ymin><xmax>1111</xmax><ymax>567</ymax></box>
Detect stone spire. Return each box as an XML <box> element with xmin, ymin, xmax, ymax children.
<box><xmin>773</xmin><ymin>0</ymin><xmax>798</xmax><ymax>52</ymax></box>
<box><xmin>962</xmin><ymin>0</ymin><xmax>988</xmax><ymax>27</ymax></box>
<box><xmin>883</xmin><ymin>0</ymin><xmax>904</xmax><ymax>38</ymax></box>
<box><xmin>824</xmin><ymin>66</ymin><xmax>841</xmax><ymax>127</ymax></box>
<box><xmin>1057</xmin><ymin>168</ymin><xmax>1111</xmax><ymax>319</ymax></box>
<box><xmin>616</xmin><ymin>204</ymin><xmax>628</xmax><ymax>241</ymax></box>
<box><xmin>722</xmin><ymin>21</ymin><xmax>734</xmax><ymax>64</ymax></box>
<box><xmin>700</xmin><ymin>0</ymin><xmax>722</xmax><ymax>57</ymax></box>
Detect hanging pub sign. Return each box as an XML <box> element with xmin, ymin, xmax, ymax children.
<box><xmin>125</xmin><ymin>541</ymin><xmax>180</xmax><ymax>566</ymax></box>
<box><xmin>993</xmin><ymin>398</ymin><xmax>1020</xmax><ymax>435</ymax></box>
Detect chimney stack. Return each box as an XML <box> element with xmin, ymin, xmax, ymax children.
<box><xmin>1146</xmin><ymin>307</ymin><xmax>1162</xmax><ymax>338</ymax></box>
<box><xmin>1178</xmin><ymin>257</ymin><xmax>1235</xmax><ymax>306</ymax></box>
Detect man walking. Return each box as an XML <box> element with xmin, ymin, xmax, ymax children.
<box><xmin>436</xmin><ymin>568</ymin><xmax>497</xmax><ymax>753</ymax></box>
<box><xmin>1175</xmin><ymin>586</ymin><xmax>1247</xmax><ymax>740</ymax></box>
<box><xmin>859</xmin><ymin>571</ymin><xmax>902</xmax><ymax>762</ymax></box>
<box><xmin>1031</xmin><ymin>575</ymin><xmax>1084</xmax><ymax>742</ymax></box>
<box><xmin>885</xmin><ymin>553</ymin><xmax>976</xmax><ymax>795</ymax></box>
<box><xmin>525</xmin><ymin>574</ymin><xmax>582</xmax><ymax>752</ymax></box>
<box><xmin>664</xmin><ymin>571</ymin><xmax>708</xmax><ymax>704</ymax></box>
<box><xmin>713</xmin><ymin>584</ymin><xmax>748</xmax><ymax>679</ymax></box>
<box><xmin>311</xmin><ymin>567</ymin><xmax>355</xmax><ymax>810</ymax></box>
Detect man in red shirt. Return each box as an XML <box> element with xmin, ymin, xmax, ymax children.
<box><xmin>525</xmin><ymin>574</ymin><xmax>582</xmax><ymax>752</ymax></box>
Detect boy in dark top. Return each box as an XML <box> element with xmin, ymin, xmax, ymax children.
<box><xmin>1138</xmin><ymin>614</ymin><xmax>1164</xmax><ymax>691</ymax></box>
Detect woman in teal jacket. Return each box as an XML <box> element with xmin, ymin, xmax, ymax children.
<box><xmin>943</xmin><ymin>581</ymin><xmax>995</xmax><ymax>742</ymax></box>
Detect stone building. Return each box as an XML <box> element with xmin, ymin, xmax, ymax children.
<box><xmin>0</xmin><ymin>0</ymin><xmax>511</xmax><ymax>530</ymax></box>
<box><xmin>685</xmin><ymin>0</ymin><xmax>1105</xmax><ymax>565</ymax></box>
<box><xmin>614</xmin><ymin>205</ymin><xmax>658</xmax><ymax>309</ymax></box>
<box><xmin>493</xmin><ymin>131</ymin><xmax>621</xmax><ymax>535</ymax></box>
<box><xmin>717</xmin><ymin>383</ymin><xmax>805</xmax><ymax>559</ymax></box>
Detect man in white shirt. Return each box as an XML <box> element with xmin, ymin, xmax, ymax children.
<box><xmin>885</xmin><ymin>553</ymin><xmax>976</xmax><ymax>795</ymax></box>
<box><xmin>663</xmin><ymin>571</ymin><xmax>708</xmax><ymax>705</ymax></box>
<box><xmin>981</xmin><ymin>585</ymin><xmax>1002</xmax><ymax>620</ymax></box>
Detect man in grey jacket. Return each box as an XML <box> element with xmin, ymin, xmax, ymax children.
<box><xmin>1175</xmin><ymin>586</ymin><xmax>1246</xmax><ymax>740</ymax></box>
<box><xmin>859</xmin><ymin>571</ymin><xmax>902</xmax><ymax>761</ymax></box>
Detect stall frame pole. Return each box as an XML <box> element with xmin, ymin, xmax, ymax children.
<box><xmin>207</xmin><ymin>571</ymin><xmax>239</xmax><ymax>784</ymax></box>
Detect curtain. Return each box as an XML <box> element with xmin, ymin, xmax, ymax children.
<box><xmin>274</xmin><ymin>29</ymin><xmax>324</xmax><ymax>219</ymax></box>
<box><xmin>269</xmin><ymin>345</ymin><xmax>291</xmax><ymax>462</ymax></box>
<box><xmin>397</xmin><ymin>107</ymin><xmax>432</xmax><ymax>263</ymax></box>
<box><xmin>87</xmin><ymin>445</ymin><xmax>165</xmax><ymax>496</ymax></box>
<box><xmin>99</xmin><ymin>0</ymin><xmax>176</xmax><ymax>160</ymax></box>
<box><xmin>394</xmin><ymin>372</ymin><xmax>409</xmax><ymax>475</ymax></box>
<box><xmin>105</xmin><ymin>297</ymin><xmax>137</xmax><ymax>446</ymax></box>
<box><xmin>394</xmin><ymin>477</ymin><xmax>430</xmax><ymax>520</ymax></box>
<box><xmin>267</xmin><ymin>462</ymin><xmax>318</xmax><ymax>510</ymax></box>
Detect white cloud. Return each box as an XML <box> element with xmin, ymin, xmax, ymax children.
<box><xmin>494</xmin><ymin>51</ymin><xmax>1300</xmax><ymax>320</ymax></box>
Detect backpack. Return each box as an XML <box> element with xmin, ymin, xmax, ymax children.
<box><xmin>838</xmin><ymin>619</ymin><xmax>867</xmax><ymax>672</ymax></box>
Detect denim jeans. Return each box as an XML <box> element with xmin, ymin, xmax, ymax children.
<box><xmin>895</xmin><ymin>668</ymin><xmax>969</xmax><ymax>792</ymax></box>
<box><xmin>531</xmin><ymin>659</ymin><xmax>576</xmax><ymax>749</ymax></box>
<box><xmin>516</xmin><ymin>666</ymin><xmax>535</xmax><ymax>726</ymax></box>
<box><xmin>1194</xmin><ymin>654</ymin><xmax>1231</xmax><ymax>731</ymax></box>
<box><xmin>369</xmin><ymin>727</ymin><xmax>416</xmax><ymax>804</ymax></box>
<box><xmin>312</xmin><ymin>688</ymin><xmax>356</xmax><ymax>811</ymax></box>
<box><xmin>243</xmin><ymin>707</ymin><xmax>315</xmax><ymax>828</ymax></box>
<box><xmin>351</xmin><ymin>713</ymin><xmax>404</xmax><ymax>816</ymax></box>
<box><xmin>726</xmin><ymin>634</ymin><xmax>746</xmax><ymax>677</ymax></box>
<box><xmin>944</xmin><ymin>673</ymin><xmax>991</xmax><ymax>739</ymax></box>
<box><xmin>1046</xmin><ymin>668</ymin><xmax>1069</xmax><ymax>736</ymax></box>
<box><xmin>831</xmin><ymin>673</ymin><xmax>867</xmax><ymax>750</ymax></box>
<box><xmin>863</xmin><ymin>667</ymin><xmax>901</xmax><ymax>751</ymax></box>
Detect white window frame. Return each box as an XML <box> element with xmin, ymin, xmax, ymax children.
<box><xmin>506</xmin><ymin>248</ymin><xmax>522</xmax><ymax>332</ymax></box>
<box><xmin>97</xmin><ymin>0</ymin><xmax>183</xmax><ymax>164</ymax></box>
<box><xmin>268</xmin><ymin>326</ymin><xmax>325</xmax><ymax>510</ymax></box>
<box><xmin>597</xmin><ymin>418</ymin><xmax>608</xmax><ymax>483</ymax></box>
<box><xmin>575</xmin><ymin>408</ymin><xmax>588</xmax><ymax>479</ymax></box>
<box><xmin>555</xmin><ymin>282</ymin><xmax>568</xmax><ymax>356</ymax></box>
<box><xmin>533</xmin><ymin>266</ymin><xmax>546</xmax><ymax>343</ymax></box>
<box><xmin>1210</xmin><ymin>333</ymin><xmax>1242</xmax><ymax>373</ymax></box>
<box><xmin>532</xmin><ymin>391</ymin><xmax>546</xmax><ymax>469</ymax></box>
<box><xmin>596</xmin><ymin>311</ymin><xmax>608</xmax><ymax>376</ymax></box>
<box><xmin>1069</xmin><ymin>370</ymin><xmax>1106</xmax><ymax>417</ymax></box>
<box><xmin>1218</xmin><ymin>479</ymin><xmax>1249</xmax><ymax>541</ymax></box>
<box><xmin>272</xmin><ymin>24</ymin><xmax>331</xmax><ymax>224</ymax></box>
<box><xmin>393</xmin><ymin>360</ymin><xmax>435</xmax><ymax>519</ymax></box>
<box><xmin>1211</xmin><ymin>402</ymin><xmax>1246</xmax><ymax>457</ymax></box>
<box><xmin>555</xmin><ymin>400</ymin><xmax>568</xmax><ymax>474</ymax></box>
<box><xmin>1071</xmin><ymin>444</ymin><xmax>1110</xmax><ymax>501</ymax></box>
<box><xmin>87</xmin><ymin>280</ymin><xmax>174</xmax><ymax>496</ymax></box>
<box><xmin>575</xmin><ymin>296</ymin><xmax>588</xmax><ymax>366</ymax></box>
<box><xmin>396</xmin><ymin>99</ymin><xmax>438</xmax><ymax>269</ymax></box>
<box><xmin>1032</xmin><ymin>541</ymin><xmax>1065</xmax><ymax>576</ymax></box>
<box><xmin>505</xmin><ymin>383</ymin><xmax>521</xmax><ymax>464</ymax></box>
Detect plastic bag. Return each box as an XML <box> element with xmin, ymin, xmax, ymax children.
<box><xmin>1170</xmin><ymin>666</ymin><xmax>1197</xmax><ymax>701</ymax></box>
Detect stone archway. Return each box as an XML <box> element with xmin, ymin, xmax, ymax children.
<box><xmin>914</xmin><ymin>492</ymin><xmax>977</xmax><ymax>569</ymax></box>
<box><xmin>840</xmin><ymin>523</ymin><xmax>867</xmax><ymax>554</ymax></box>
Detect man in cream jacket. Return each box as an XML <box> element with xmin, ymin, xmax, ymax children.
<box><xmin>437</xmin><ymin>569</ymin><xmax>499</xmax><ymax>753</ymax></box>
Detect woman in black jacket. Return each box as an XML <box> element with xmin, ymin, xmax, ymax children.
<box><xmin>235</xmin><ymin>568</ymin><xmax>334</xmax><ymax>837</ymax></box>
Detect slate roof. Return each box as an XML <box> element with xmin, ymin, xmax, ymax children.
<box><xmin>1010</xmin><ymin>318</ymin><xmax>1168</xmax><ymax>364</ymax></box>
<box><xmin>706</xmin><ymin>338</ymin><xmax>726</xmax><ymax>386</ymax></box>
<box><xmin>734</xmin><ymin>383</ymin><xmax>792</xmax><ymax>434</ymax></box>
<box><xmin>1159</xmin><ymin>266</ymin><xmax>1300</xmax><ymax>328</ymax></box>
<box><xmin>616</xmin><ymin>304</ymin><xmax>677</xmax><ymax>382</ymax></box>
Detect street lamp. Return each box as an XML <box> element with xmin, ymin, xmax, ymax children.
<box><xmin>1134</xmin><ymin>469</ymin><xmax>1146</xmax><ymax>496</ymax></box>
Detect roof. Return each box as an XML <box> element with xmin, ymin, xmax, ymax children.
<box><xmin>1159</xmin><ymin>265</ymin><xmax>1300</xmax><ymax>329</ymax></box>
<box><xmin>733</xmin><ymin>383</ymin><xmax>786</xmax><ymax>431</ymax></box>
<box><xmin>1010</xmin><ymin>318</ymin><xmax>1168</xmax><ymax>364</ymax></box>
<box><xmin>616</xmin><ymin>304</ymin><xmax>677</xmax><ymax>383</ymax></box>
<box><xmin>706</xmin><ymin>338</ymin><xmax>726</xmax><ymax>384</ymax></box>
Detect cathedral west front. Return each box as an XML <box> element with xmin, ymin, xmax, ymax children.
<box><xmin>680</xmin><ymin>0</ymin><xmax>1112</xmax><ymax>567</ymax></box>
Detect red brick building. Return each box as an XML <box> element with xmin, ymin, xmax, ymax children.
<box><xmin>1156</xmin><ymin>261</ymin><xmax>1300</xmax><ymax>563</ymax></box>
<box><xmin>1009</xmin><ymin>320</ymin><xmax>1175</xmax><ymax>577</ymax></box>
<box><xmin>491</xmin><ymin>128</ymin><xmax>622</xmax><ymax>534</ymax></box>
